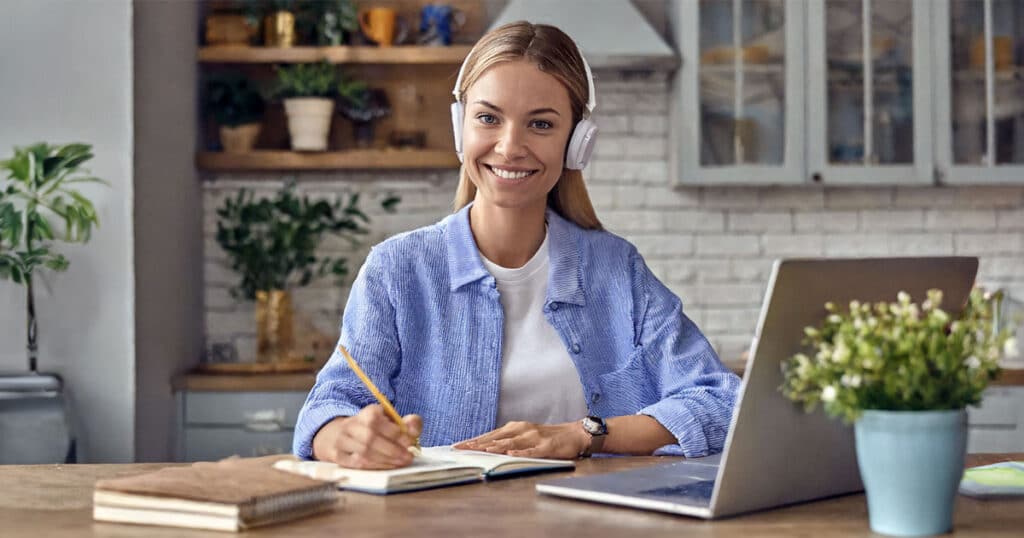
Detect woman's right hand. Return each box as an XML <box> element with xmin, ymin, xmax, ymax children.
<box><xmin>311</xmin><ymin>405</ymin><xmax>422</xmax><ymax>469</ymax></box>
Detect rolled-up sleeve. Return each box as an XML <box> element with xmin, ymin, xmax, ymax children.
<box><xmin>631</xmin><ymin>252</ymin><xmax>742</xmax><ymax>458</ymax></box>
<box><xmin>292</xmin><ymin>247</ymin><xmax>402</xmax><ymax>459</ymax></box>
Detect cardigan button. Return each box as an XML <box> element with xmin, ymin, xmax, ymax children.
<box><xmin>550</xmin><ymin>303</ymin><xmax>559</xmax><ymax>311</ymax></box>
<box><xmin>571</xmin><ymin>343</ymin><xmax>581</xmax><ymax>354</ymax></box>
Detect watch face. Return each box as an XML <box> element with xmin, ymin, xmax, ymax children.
<box><xmin>583</xmin><ymin>416</ymin><xmax>608</xmax><ymax>436</ymax></box>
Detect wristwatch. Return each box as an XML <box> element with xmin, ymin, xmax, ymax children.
<box><xmin>579</xmin><ymin>415</ymin><xmax>608</xmax><ymax>458</ymax></box>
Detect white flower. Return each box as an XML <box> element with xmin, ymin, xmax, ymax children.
<box><xmin>833</xmin><ymin>341</ymin><xmax>851</xmax><ymax>363</ymax></box>
<box><xmin>828</xmin><ymin>314</ymin><xmax>842</xmax><ymax>324</ymax></box>
<box><xmin>964</xmin><ymin>355</ymin><xmax>981</xmax><ymax>369</ymax></box>
<box><xmin>898</xmin><ymin>291</ymin><xmax>911</xmax><ymax>304</ymax></box>
<box><xmin>841</xmin><ymin>374</ymin><xmax>862</xmax><ymax>388</ymax></box>
<box><xmin>1004</xmin><ymin>337</ymin><xmax>1019</xmax><ymax>358</ymax></box>
<box><xmin>853</xmin><ymin>318</ymin><xmax>864</xmax><ymax>330</ymax></box>
<box><xmin>821</xmin><ymin>385</ymin><xmax>838</xmax><ymax>402</ymax></box>
<box><xmin>862</xmin><ymin>357</ymin><xmax>875</xmax><ymax>369</ymax></box>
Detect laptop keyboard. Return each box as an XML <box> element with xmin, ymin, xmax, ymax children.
<box><xmin>639</xmin><ymin>479</ymin><xmax>716</xmax><ymax>502</ymax></box>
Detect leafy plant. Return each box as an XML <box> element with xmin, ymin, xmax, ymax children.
<box><xmin>0</xmin><ymin>143</ymin><xmax>106</xmax><ymax>371</ymax></box>
<box><xmin>781</xmin><ymin>288</ymin><xmax>1018</xmax><ymax>423</ymax></box>
<box><xmin>215</xmin><ymin>184</ymin><xmax>400</xmax><ymax>300</ymax></box>
<box><xmin>313</xmin><ymin>0</ymin><xmax>358</xmax><ymax>45</ymax></box>
<box><xmin>272</xmin><ymin>61</ymin><xmax>338</xmax><ymax>99</ymax></box>
<box><xmin>337</xmin><ymin>80</ymin><xmax>391</xmax><ymax>123</ymax></box>
<box><xmin>205</xmin><ymin>71</ymin><xmax>265</xmax><ymax>127</ymax></box>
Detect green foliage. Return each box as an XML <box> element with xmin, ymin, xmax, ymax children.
<box><xmin>781</xmin><ymin>288</ymin><xmax>1017</xmax><ymax>423</ymax></box>
<box><xmin>0</xmin><ymin>143</ymin><xmax>105</xmax><ymax>285</ymax></box>
<box><xmin>215</xmin><ymin>184</ymin><xmax>400</xmax><ymax>300</ymax></box>
<box><xmin>273</xmin><ymin>61</ymin><xmax>339</xmax><ymax>99</ymax></box>
<box><xmin>205</xmin><ymin>71</ymin><xmax>265</xmax><ymax>127</ymax></box>
<box><xmin>313</xmin><ymin>0</ymin><xmax>358</xmax><ymax>45</ymax></box>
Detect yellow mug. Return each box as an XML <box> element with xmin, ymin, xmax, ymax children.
<box><xmin>359</xmin><ymin>7</ymin><xmax>408</xmax><ymax>47</ymax></box>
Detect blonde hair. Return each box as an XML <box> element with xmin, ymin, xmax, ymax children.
<box><xmin>451</xmin><ymin>22</ymin><xmax>602</xmax><ymax>230</ymax></box>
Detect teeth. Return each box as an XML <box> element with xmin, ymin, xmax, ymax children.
<box><xmin>489</xmin><ymin>166</ymin><xmax>534</xmax><ymax>180</ymax></box>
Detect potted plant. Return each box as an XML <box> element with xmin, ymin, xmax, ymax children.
<box><xmin>274</xmin><ymin>61</ymin><xmax>339</xmax><ymax>151</ymax></box>
<box><xmin>337</xmin><ymin>77</ymin><xmax>391</xmax><ymax>148</ymax></box>
<box><xmin>781</xmin><ymin>288</ymin><xmax>1017</xmax><ymax>537</ymax></box>
<box><xmin>205</xmin><ymin>71</ymin><xmax>265</xmax><ymax>153</ymax></box>
<box><xmin>215</xmin><ymin>183</ymin><xmax>399</xmax><ymax>363</ymax></box>
<box><xmin>311</xmin><ymin>0</ymin><xmax>358</xmax><ymax>45</ymax></box>
<box><xmin>0</xmin><ymin>143</ymin><xmax>106</xmax><ymax>372</ymax></box>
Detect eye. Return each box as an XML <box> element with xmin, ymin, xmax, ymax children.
<box><xmin>476</xmin><ymin>113</ymin><xmax>498</xmax><ymax>125</ymax></box>
<box><xmin>530</xmin><ymin>119</ymin><xmax>553</xmax><ymax>130</ymax></box>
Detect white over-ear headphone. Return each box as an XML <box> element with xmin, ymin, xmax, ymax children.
<box><xmin>450</xmin><ymin>43</ymin><xmax>598</xmax><ymax>170</ymax></box>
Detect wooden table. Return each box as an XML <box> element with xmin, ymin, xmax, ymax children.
<box><xmin>1</xmin><ymin>454</ymin><xmax>1020</xmax><ymax>537</ymax></box>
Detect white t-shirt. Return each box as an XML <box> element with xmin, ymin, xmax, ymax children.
<box><xmin>480</xmin><ymin>232</ymin><xmax>590</xmax><ymax>427</ymax></box>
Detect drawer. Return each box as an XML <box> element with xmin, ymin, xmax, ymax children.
<box><xmin>183</xmin><ymin>427</ymin><xmax>295</xmax><ymax>462</ymax></box>
<box><xmin>967</xmin><ymin>388</ymin><xmax>1023</xmax><ymax>427</ymax></box>
<box><xmin>183</xmin><ymin>391</ymin><xmax>308</xmax><ymax>428</ymax></box>
<box><xmin>967</xmin><ymin>427</ymin><xmax>1023</xmax><ymax>453</ymax></box>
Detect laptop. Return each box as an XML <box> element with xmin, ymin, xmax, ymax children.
<box><xmin>536</xmin><ymin>257</ymin><xmax>979</xmax><ymax>519</ymax></box>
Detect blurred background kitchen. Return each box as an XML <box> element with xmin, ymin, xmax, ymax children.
<box><xmin>1</xmin><ymin>0</ymin><xmax>1022</xmax><ymax>465</ymax></box>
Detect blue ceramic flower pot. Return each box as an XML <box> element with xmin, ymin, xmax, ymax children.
<box><xmin>855</xmin><ymin>409</ymin><xmax>967</xmax><ymax>537</ymax></box>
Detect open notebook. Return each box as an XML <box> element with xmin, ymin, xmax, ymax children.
<box><xmin>274</xmin><ymin>446</ymin><xmax>575</xmax><ymax>494</ymax></box>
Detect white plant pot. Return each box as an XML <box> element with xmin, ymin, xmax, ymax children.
<box><xmin>283</xmin><ymin>97</ymin><xmax>335</xmax><ymax>151</ymax></box>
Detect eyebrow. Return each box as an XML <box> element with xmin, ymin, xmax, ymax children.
<box><xmin>473</xmin><ymin>100</ymin><xmax>561</xmax><ymax>116</ymax></box>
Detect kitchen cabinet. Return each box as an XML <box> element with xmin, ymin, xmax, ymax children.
<box><xmin>935</xmin><ymin>0</ymin><xmax>1024</xmax><ymax>184</ymax></box>
<box><xmin>176</xmin><ymin>389</ymin><xmax>308</xmax><ymax>461</ymax></box>
<box><xmin>968</xmin><ymin>386</ymin><xmax>1024</xmax><ymax>452</ymax></box>
<box><xmin>673</xmin><ymin>0</ymin><xmax>1024</xmax><ymax>186</ymax></box>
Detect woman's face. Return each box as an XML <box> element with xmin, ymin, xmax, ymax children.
<box><xmin>462</xmin><ymin>60</ymin><xmax>574</xmax><ymax>215</ymax></box>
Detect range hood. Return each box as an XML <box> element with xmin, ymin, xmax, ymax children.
<box><xmin>488</xmin><ymin>0</ymin><xmax>678</xmax><ymax>70</ymax></box>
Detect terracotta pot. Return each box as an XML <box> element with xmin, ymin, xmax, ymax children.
<box><xmin>255</xmin><ymin>290</ymin><xmax>294</xmax><ymax>364</ymax></box>
<box><xmin>205</xmin><ymin>14</ymin><xmax>256</xmax><ymax>47</ymax></box>
<box><xmin>219</xmin><ymin>123</ymin><xmax>261</xmax><ymax>153</ymax></box>
<box><xmin>284</xmin><ymin>98</ymin><xmax>335</xmax><ymax>151</ymax></box>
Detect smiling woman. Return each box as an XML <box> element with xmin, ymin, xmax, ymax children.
<box><xmin>293</xmin><ymin>22</ymin><xmax>741</xmax><ymax>471</ymax></box>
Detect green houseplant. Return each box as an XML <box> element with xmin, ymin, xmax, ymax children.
<box><xmin>337</xmin><ymin>78</ymin><xmax>391</xmax><ymax>148</ymax></box>
<box><xmin>215</xmin><ymin>184</ymin><xmax>399</xmax><ymax>362</ymax></box>
<box><xmin>0</xmin><ymin>143</ymin><xmax>106</xmax><ymax>372</ymax></box>
<box><xmin>781</xmin><ymin>288</ymin><xmax>1016</xmax><ymax>536</ymax></box>
<box><xmin>205</xmin><ymin>71</ymin><xmax>265</xmax><ymax>153</ymax></box>
<box><xmin>274</xmin><ymin>61</ymin><xmax>339</xmax><ymax>151</ymax></box>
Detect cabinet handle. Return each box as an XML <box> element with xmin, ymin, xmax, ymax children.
<box><xmin>243</xmin><ymin>408</ymin><xmax>286</xmax><ymax>432</ymax></box>
<box><xmin>811</xmin><ymin>172</ymin><xmax>823</xmax><ymax>183</ymax></box>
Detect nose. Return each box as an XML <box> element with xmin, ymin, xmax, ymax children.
<box><xmin>494</xmin><ymin>123</ymin><xmax>528</xmax><ymax>160</ymax></box>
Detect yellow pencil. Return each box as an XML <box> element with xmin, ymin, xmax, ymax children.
<box><xmin>338</xmin><ymin>345</ymin><xmax>421</xmax><ymax>451</ymax></box>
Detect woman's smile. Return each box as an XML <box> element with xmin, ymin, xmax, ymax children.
<box><xmin>484</xmin><ymin>164</ymin><xmax>540</xmax><ymax>184</ymax></box>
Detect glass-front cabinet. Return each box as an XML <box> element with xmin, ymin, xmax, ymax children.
<box><xmin>674</xmin><ymin>0</ymin><xmax>1024</xmax><ymax>186</ymax></box>
<box><xmin>674</xmin><ymin>0</ymin><xmax>806</xmax><ymax>184</ymax></box>
<box><xmin>935</xmin><ymin>0</ymin><xmax>1024</xmax><ymax>184</ymax></box>
<box><xmin>807</xmin><ymin>0</ymin><xmax>933</xmax><ymax>184</ymax></box>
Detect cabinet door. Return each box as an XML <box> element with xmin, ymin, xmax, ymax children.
<box><xmin>674</xmin><ymin>0</ymin><xmax>806</xmax><ymax>185</ymax></box>
<box><xmin>807</xmin><ymin>0</ymin><xmax>934</xmax><ymax>184</ymax></box>
<box><xmin>935</xmin><ymin>0</ymin><xmax>1024</xmax><ymax>184</ymax></box>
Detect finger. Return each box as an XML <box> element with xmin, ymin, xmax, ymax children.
<box><xmin>339</xmin><ymin>451</ymin><xmax>406</xmax><ymax>470</ymax></box>
<box><xmin>402</xmin><ymin>414</ymin><xmax>423</xmax><ymax>438</ymax></box>
<box><xmin>343</xmin><ymin>419</ymin><xmax>413</xmax><ymax>462</ymax></box>
<box><xmin>463</xmin><ymin>421</ymin><xmax>527</xmax><ymax>446</ymax></box>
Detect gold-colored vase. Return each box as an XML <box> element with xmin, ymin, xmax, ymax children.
<box><xmin>255</xmin><ymin>290</ymin><xmax>294</xmax><ymax>363</ymax></box>
<box><xmin>263</xmin><ymin>11</ymin><xmax>296</xmax><ymax>48</ymax></box>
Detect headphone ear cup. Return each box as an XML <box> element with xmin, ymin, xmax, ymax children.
<box><xmin>450</xmin><ymin>101</ymin><xmax>465</xmax><ymax>162</ymax></box>
<box><xmin>565</xmin><ymin>119</ymin><xmax>598</xmax><ymax>170</ymax></box>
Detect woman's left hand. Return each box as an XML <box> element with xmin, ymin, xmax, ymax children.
<box><xmin>453</xmin><ymin>421</ymin><xmax>589</xmax><ymax>459</ymax></box>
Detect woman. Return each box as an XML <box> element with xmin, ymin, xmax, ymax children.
<box><xmin>294</xmin><ymin>22</ymin><xmax>741</xmax><ymax>470</ymax></box>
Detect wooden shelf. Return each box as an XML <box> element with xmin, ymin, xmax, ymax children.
<box><xmin>197</xmin><ymin>149</ymin><xmax>461</xmax><ymax>171</ymax></box>
<box><xmin>198</xmin><ymin>45</ymin><xmax>474</xmax><ymax>64</ymax></box>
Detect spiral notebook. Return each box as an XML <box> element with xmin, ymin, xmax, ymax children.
<box><xmin>93</xmin><ymin>456</ymin><xmax>338</xmax><ymax>532</ymax></box>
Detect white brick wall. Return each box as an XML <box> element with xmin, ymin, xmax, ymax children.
<box><xmin>202</xmin><ymin>71</ymin><xmax>1024</xmax><ymax>363</ymax></box>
